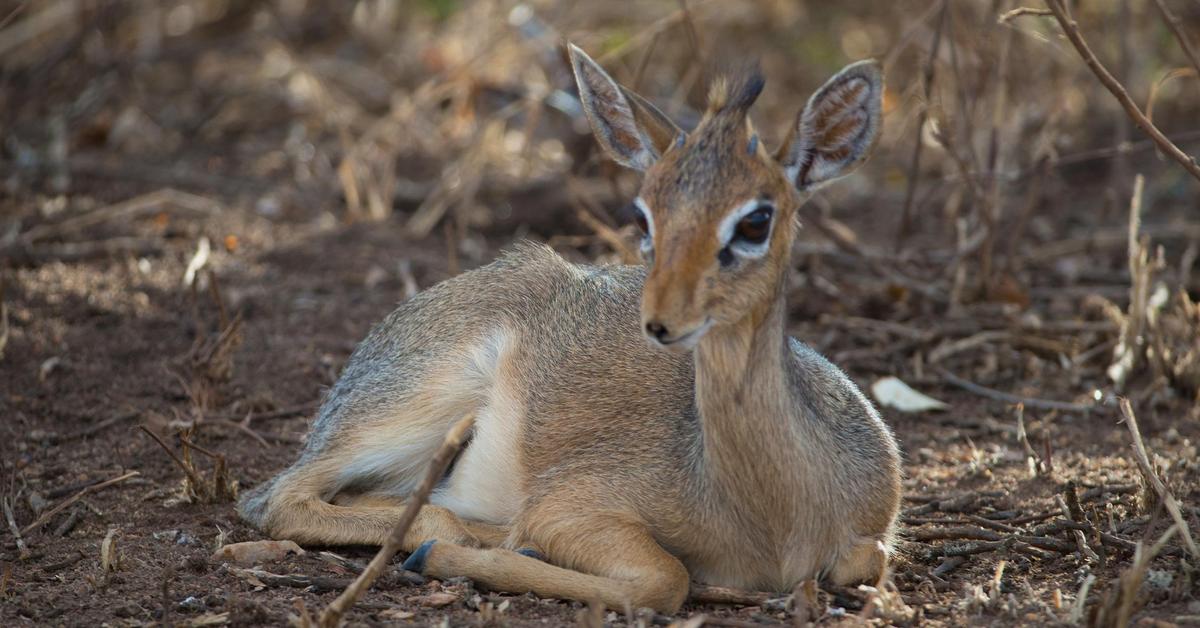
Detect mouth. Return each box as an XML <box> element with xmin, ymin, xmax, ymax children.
<box><xmin>653</xmin><ymin>317</ymin><xmax>714</xmax><ymax>350</ymax></box>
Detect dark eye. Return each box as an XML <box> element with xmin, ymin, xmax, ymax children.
<box><xmin>735</xmin><ymin>206</ymin><xmax>773</xmax><ymax>244</ymax></box>
<box><xmin>632</xmin><ymin>207</ymin><xmax>649</xmax><ymax>234</ymax></box>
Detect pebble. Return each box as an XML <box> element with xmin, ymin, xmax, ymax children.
<box><xmin>178</xmin><ymin>596</ymin><xmax>205</xmax><ymax>612</ymax></box>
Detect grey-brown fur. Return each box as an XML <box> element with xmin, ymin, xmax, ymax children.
<box><xmin>237</xmin><ymin>46</ymin><xmax>902</xmax><ymax>611</ymax></box>
<box><xmin>238</xmin><ymin>243</ymin><xmax>898</xmax><ymax>589</ymax></box>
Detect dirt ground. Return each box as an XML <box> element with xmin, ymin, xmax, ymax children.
<box><xmin>2</xmin><ymin>2</ymin><xmax>1200</xmax><ymax>627</ymax></box>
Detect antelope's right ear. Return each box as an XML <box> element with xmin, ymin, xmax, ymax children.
<box><xmin>567</xmin><ymin>43</ymin><xmax>682</xmax><ymax>171</ymax></box>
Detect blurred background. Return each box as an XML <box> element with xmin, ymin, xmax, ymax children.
<box><xmin>2</xmin><ymin>0</ymin><xmax>1200</xmax><ymax>625</ymax></box>
<box><xmin>4</xmin><ymin>1</ymin><xmax>1199</xmax><ymax>317</ymax></box>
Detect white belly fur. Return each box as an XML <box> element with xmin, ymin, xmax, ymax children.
<box><xmin>429</xmin><ymin>329</ymin><xmax>526</xmax><ymax>524</ymax></box>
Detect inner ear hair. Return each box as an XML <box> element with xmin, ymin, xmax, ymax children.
<box><xmin>620</xmin><ymin>87</ymin><xmax>685</xmax><ymax>157</ymax></box>
<box><xmin>780</xmin><ymin>60</ymin><xmax>883</xmax><ymax>191</ymax></box>
<box><xmin>567</xmin><ymin>43</ymin><xmax>686</xmax><ymax>171</ymax></box>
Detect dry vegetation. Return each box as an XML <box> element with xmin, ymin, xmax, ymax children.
<box><xmin>2</xmin><ymin>0</ymin><xmax>1200</xmax><ymax>626</ymax></box>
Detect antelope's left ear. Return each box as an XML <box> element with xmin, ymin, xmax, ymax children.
<box><xmin>776</xmin><ymin>60</ymin><xmax>883</xmax><ymax>191</ymax></box>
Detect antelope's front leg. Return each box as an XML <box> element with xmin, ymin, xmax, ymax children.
<box><xmin>403</xmin><ymin>512</ymin><xmax>690</xmax><ymax>613</ymax></box>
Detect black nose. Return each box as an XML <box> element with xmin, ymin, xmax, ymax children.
<box><xmin>645</xmin><ymin>321</ymin><xmax>670</xmax><ymax>341</ymax></box>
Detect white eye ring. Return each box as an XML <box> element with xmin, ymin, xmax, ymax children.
<box><xmin>717</xmin><ymin>198</ymin><xmax>774</xmax><ymax>259</ymax></box>
<box><xmin>633</xmin><ymin>197</ymin><xmax>656</xmax><ymax>254</ymax></box>
<box><xmin>633</xmin><ymin>197</ymin><xmax>655</xmax><ymax>238</ymax></box>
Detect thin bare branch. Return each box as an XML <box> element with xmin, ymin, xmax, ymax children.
<box><xmin>1151</xmin><ymin>0</ymin><xmax>1200</xmax><ymax>79</ymax></box>
<box><xmin>1118</xmin><ymin>398</ymin><xmax>1199</xmax><ymax>558</ymax></box>
<box><xmin>999</xmin><ymin>7</ymin><xmax>1053</xmax><ymax>22</ymax></box>
<box><xmin>896</xmin><ymin>0</ymin><xmax>948</xmax><ymax>252</ymax></box>
<box><xmin>20</xmin><ymin>471</ymin><xmax>139</xmax><ymax>536</ymax></box>
<box><xmin>318</xmin><ymin>412</ymin><xmax>476</xmax><ymax>627</ymax></box>
<box><xmin>1044</xmin><ymin>0</ymin><xmax>1200</xmax><ymax>181</ymax></box>
<box><xmin>937</xmin><ymin>368</ymin><xmax>1094</xmax><ymax>412</ymax></box>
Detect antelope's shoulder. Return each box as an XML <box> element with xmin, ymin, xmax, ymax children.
<box><xmin>785</xmin><ymin>338</ymin><xmax>879</xmax><ymax>426</ymax></box>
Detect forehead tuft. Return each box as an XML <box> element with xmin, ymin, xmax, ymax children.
<box><xmin>706</xmin><ymin>65</ymin><xmax>765</xmax><ymax>114</ymax></box>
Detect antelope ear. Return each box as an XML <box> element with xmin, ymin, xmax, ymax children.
<box><xmin>777</xmin><ymin>60</ymin><xmax>883</xmax><ymax>191</ymax></box>
<box><xmin>568</xmin><ymin>43</ymin><xmax>682</xmax><ymax>171</ymax></box>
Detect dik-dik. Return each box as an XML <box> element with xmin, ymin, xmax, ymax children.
<box><xmin>238</xmin><ymin>44</ymin><xmax>902</xmax><ymax>613</ymax></box>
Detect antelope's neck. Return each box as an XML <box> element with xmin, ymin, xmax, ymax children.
<box><xmin>692</xmin><ymin>284</ymin><xmax>798</xmax><ymax>498</ymax></box>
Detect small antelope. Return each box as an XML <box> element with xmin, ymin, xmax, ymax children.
<box><xmin>238</xmin><ymin>44</ymin><xmax>901</xmax><ymax>613</ymax></box>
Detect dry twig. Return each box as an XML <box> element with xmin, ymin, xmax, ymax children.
<box><xmin>895</xmin><ymin>0</ymin><xmax>948</xmax><ymax>251</ymax></box>
<box><xmin>230</xmin><ymin>567</ymin><xmax>351</xmax><ymax>593</ymax></box>
<box><xmin>937</xmin><ymin>368</ymin><xmax>1093</xmax><ymax>412</ymax></box>
<box><xmin>1118</xmin><ymin>398</ymin><xmax>1198</xmax><ymax>558</ymax></box>
<box><xmin>2</xmin><ymin>497</ymin><xmax>30</xmax><ymax>560</ymax></box>
<box><xmin>1090</xmin><ymin>524</ymin><xmax>1179</xmax><ymax>627</ymax></box>
<box><xmin>1151</xmin><ymin>0</ymin><xmax>1200</xmax><ymax>79</ymax></box>
<box><xmin>999</xmin><ymin>7</ymin><xmax>1052</xmax><ymax>22</ymax></box>
<box><xmin>688</xmin><ymin>583</ymin><xmax>775</xmax><ymax>606</ymax></box>
<box><xmin>1054</xmin><ymin>495</ymin><xmax>1099</xmax><ymax>563</ymax></box>
<box><xmin>1044</xmin><ymin>0</ymin><xmax>1200</xmax><ymax>181</ymax></box>
<box><xmin>318</xmin><ymin>412</ymin><xmax>476</xmax><ymax>627</ymax></box>
<box><xmin>20</xmin><ymin>471</ymin><xmax>138</xmax><ymax>536</ymax></box>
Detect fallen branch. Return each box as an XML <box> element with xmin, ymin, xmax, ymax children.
<box><xmin>3</xmin><ymin>237</ymin><xmax>165</xmax><ymax>265</ymax></box>
<box><xmin>1044</xmin><ymin>0</ymin><xmax>1200</xmax><ymax>181</ymax></box>
<box><xmin>18</xmin><ymin>188</ymin><xmax>220</xmax><ymax>244</ymax></box>
<box><xmin>908</xmin><ymin>526</ymin><xmax>1004</xmax><ymax>542</ymax></box>
<box><xmin>20</xmin><ymin>471</ymin><xmax>138</xmax><ymax>535</ymax></box>
<box><xmin>317</xmin><ymin>412</ymin><xmax>476</xmax><ymax>628</ymax></box>
<box><xmin>688</xmin><ymin>583</ymin><xmax>775</xmax><ymax>606</ymax></box>
<box><xmin>1055</xmin><ymin>495</ymin><xmax>1100</xmax><ymax>563</ymax></box>
<box><xmin>937</xmin><ymin>368</ymin><xmax>1093</xmax><ymax>413</ymax></box>
<box><xmin>1119</xmin><ymin>398</ymin><xmax>1199</xmax><ymax>558</ymax></box>
<box><xmin>52</xmin><ymin>505</ymin><xmax>85</xmax><ymax>537</ymax></box>
<box><xmin>230</xmin><ymin>567</ymin><xmax>351</xmax><ymax>593</ymax></box>
<box><xmin>45</xmin><ymin>412</ymin><xmax>138</xmax><ymax>444</ymax></box>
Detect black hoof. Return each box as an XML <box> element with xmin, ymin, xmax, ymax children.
<box><xmin>516</xmin><ymin>547</ymin><xmax>545</xmax><ymax>561</ymax></box>
<box><xmin>403</xmin><ymin>540</ymin><xmax>436</xmax><ymax>573</ymax></box>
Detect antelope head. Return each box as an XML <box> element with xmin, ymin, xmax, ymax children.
<box><xmin>568</xmin><ymin>44</ymin><xmax>883</xmax><ymax>350</ymax></box>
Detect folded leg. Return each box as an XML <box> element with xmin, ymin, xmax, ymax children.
<box><xmin>404</xmin><ymin>512</ymin><xmax>689</xmax><ymax>613</ymax></box>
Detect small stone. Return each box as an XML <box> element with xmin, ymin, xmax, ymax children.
<box><xmin>178</xmin><ymin>596</ymin><xmax>205</xmax><ymax>613</ymax></box>
<box><xmin>1144</xmin><ymin>569</ymin><xmax>1173</xmax><ymax>591</ymax></box>
<box><xmin>26</xmin><ymin>492</ymin><xmax>48</xmax><ymax>514</ymax></box>
<box><xmin>114</xmin><ymin>603</ymin><xmax>143</xmax><ymax>618</ymax></box>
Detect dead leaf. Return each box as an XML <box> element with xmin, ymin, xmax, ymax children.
<box><xmin>211</xmin><ymin>540</ymin><xmax>305</xmax><ymax>565</ymax></box>
<box><xmin>100</xmin><ymin>527</ymin><xmax>120</xmax><ymax>572</ymax></box>
<box><xmin>871</xmin><ymin>376</ymin><xmax>948</xmax><ymax>412</ymax></box>
<box><xmin>380</xmin><ymin>609</ymin><xmax>416</xmax><ymax>620</ymax></box>
<box><xmin>183</xmin><ymin>236</ymin><xmax>211</xmax><ymax>287</ymax></box>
